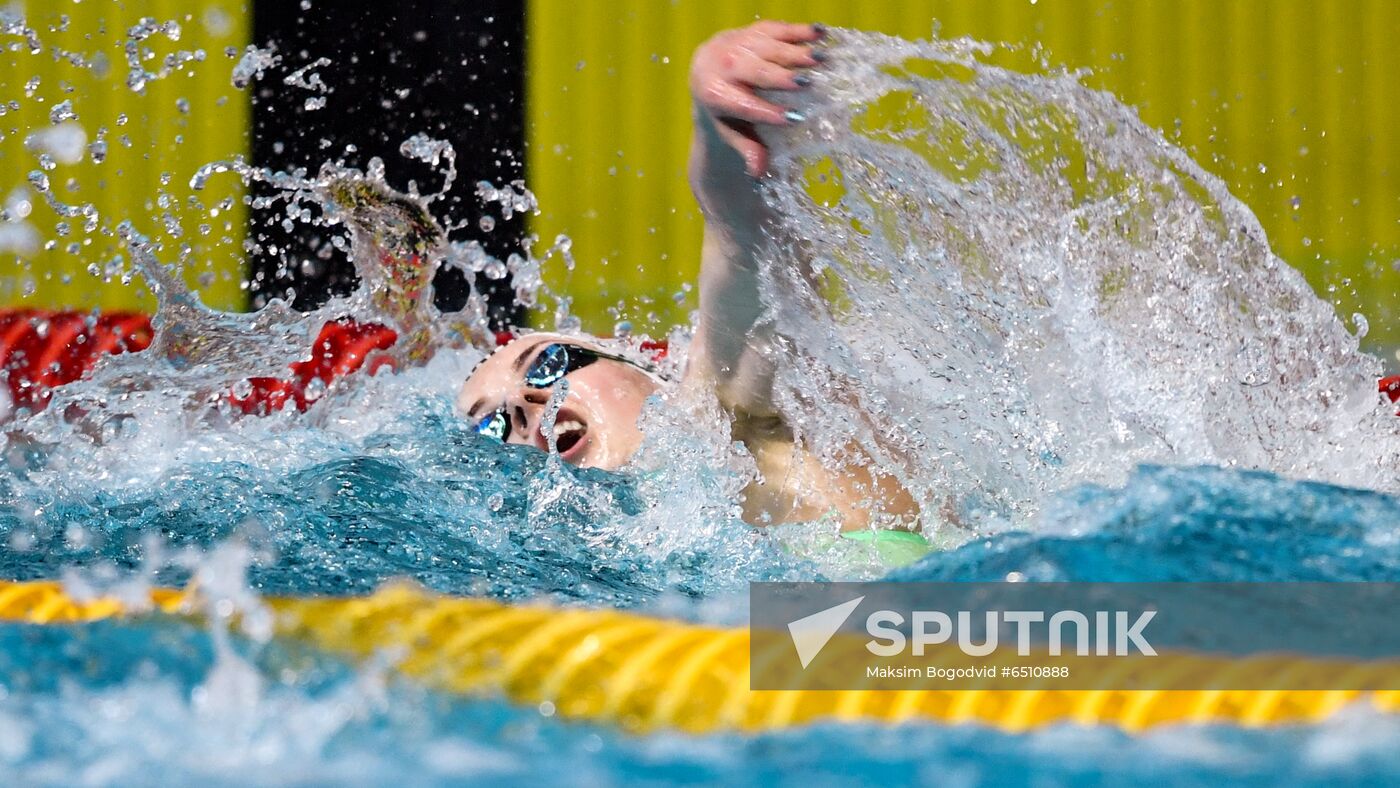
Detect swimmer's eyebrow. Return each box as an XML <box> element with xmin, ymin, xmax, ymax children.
<box><xmin>465</xmin><ymin>344</ymin><xmax>536</xmax><ymax>419</ymax></box>
<box><xmin>511</xmin><ymin>343</ymin><xmax>535</xmax><ymax>373</ymax></box>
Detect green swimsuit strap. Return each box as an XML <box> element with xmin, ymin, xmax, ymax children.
<box><xmin>839</xmin><ymin>528</ymin><xmax>932</xmax><ymax>566</ymax></box>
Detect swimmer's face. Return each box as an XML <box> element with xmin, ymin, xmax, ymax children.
<box><xmin>456</xmin><ymin>334</ymin><xmax>658</xmax><ymax>470</ymax></box>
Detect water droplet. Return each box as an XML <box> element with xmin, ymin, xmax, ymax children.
<box><xmin>230</xmin><ymin>44</ymin><xmax>280</xmax><ymax>89</ymax></box>
<box><xmin>303</xmin><ymin>377</ymin><xmax>327</xmax><ymax>402</ymax></box>
<box><xmin>48</xmin><ymin>100</ymin><xmax>77</xmax><ymax>124</ymax></box>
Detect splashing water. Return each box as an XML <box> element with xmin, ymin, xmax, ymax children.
<box><xmin>749</xmin><ymin>30</ymin><xmax>1397</xmax><ymax>539</ymax></box>
<box><xmin>1</xmin><ymin>17</ymin><xmax>1400</xmax><ymax>784</ymax></box>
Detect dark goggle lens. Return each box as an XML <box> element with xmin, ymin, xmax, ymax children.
<box><xmin>525</xmin><ymin>342</ymin><xmax>645</xmax><ymax>389</ymax></box>
<box><xmin>475</xmin><ymin>409</ymin><xmax>511</xmax><ymax>442</ymax></box>
<box><xmin>524</xmin><ymin>343</ymin><xmax>576</xmax><ymax>388</ymax></box>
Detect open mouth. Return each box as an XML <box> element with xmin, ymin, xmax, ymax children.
<box><xmin>541</xmin><ymin>406</ymin><xmax>590</xmax><ymax>462</ymax></box>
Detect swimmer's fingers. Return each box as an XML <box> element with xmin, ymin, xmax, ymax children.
<box><xmin>731</xmin><ymin>52</ymin><xmax>807</xmax><ymax>91</ymax></box>
<box><xmin>713</xmin><ymin>119</ymin><xmax>769</xmax><ymax>178</ymax></box>
<box><xmin>694</xmin><ymin>76</ymin><xmax>791</xmax><ymax>126</ymax></box>
<box><xmin>690</xmin><ymin>20</ymin><xmax>826</xmax><ymax>176</ymax></box>
<box><xmin>749</xmin><ymin>20</ymin><xmax>825</xmax><ymax>44</ymax></box>
<box><xmin>746</xmin><ymin>37</ymin><xmax>821</xmax><ymax>70</ymax></box>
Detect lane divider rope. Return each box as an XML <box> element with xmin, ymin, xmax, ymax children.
<box><xmin>1</xmin><ymin>578</ymin><xmax>1396</xmax><ymax>733</ymax></box>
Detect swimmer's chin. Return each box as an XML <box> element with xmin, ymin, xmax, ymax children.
<box><xmin>570</xmin><ymin>434</ymin><xmax>626</xmax><ymax>471</ymax></box>
<box><xmin>530</xmin><ymin>438</ymin><xmax>624</xmax><ymax>471</ymax></box>
<box><xmin>560</xmin><ymin>432</ymin><xmax>637</xmax><ymax>472</ymax></box>
<box><xmin>565</xmin><ymin>412</ymin><xmax>648</xmax><ymax>471</ymax></box>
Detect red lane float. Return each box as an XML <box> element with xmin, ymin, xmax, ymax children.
<box><xmin>229</xmin><ymin>319</ymin><xmax>398</xmax><ymax>415</ymax></box>
<box><xmin>0</xmin><ymin>310</ymin><xmax>153</xmax><ymax>412</ymax></box>
<box><xmin>0</xmin><ymin>309</ymin><xmax>396</xmax><ymax>416</ymax></box>
<box><xmin>0</xmin><ymin>309</ymin><xmax>667</xmax><ymax>418</ymax></box>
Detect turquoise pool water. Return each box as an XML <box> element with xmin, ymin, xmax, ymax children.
<box><xmin>3</xmin><ymin>410</ymin><xmax>1400</xmax><ymax>784</ymax></box>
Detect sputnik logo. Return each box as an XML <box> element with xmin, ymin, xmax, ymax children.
<box><xmin>787</xmin><ymin>596</ymin><xmax>864</xmax><ymax>669</ymax></box>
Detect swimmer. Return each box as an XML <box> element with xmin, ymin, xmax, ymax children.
<box><xmin>458</xmin><ymin>22</ymin><xmax>921</xmax><ymax>537</ymax></box>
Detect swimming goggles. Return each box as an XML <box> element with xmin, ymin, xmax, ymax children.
<box><xmin>474</xmin><ymin>342</ymin><xmax>651</xmax><ymax>442</ymax></box>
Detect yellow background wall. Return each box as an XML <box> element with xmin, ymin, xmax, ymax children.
<box><xmin>526</xmin><ymin>0</ymin><xmax>1400</xmax><ymax>347</ymax></box>
<box><xmin>2</xmin><ymin>1</ymin><xmax>1394</xmax><ymax>342</ymax></box>
<box><xmin>0</xmin><ymin>0</ymin><xmax>249</xmax><ymax>313</ymax></box>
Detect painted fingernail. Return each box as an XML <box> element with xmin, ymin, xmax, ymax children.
<box><xmin>810</xmin><ymin>48</ymin><xmax>829</xmax><ymax>63</ymax></box>
<box><xmin>793</xmin><ymin>73</ymin><xmax>812</xmax><ymax>87</ymax></box>
<box><xmin>813</xmin><ymin>23</ymin><xmax>828</xmax><ymax>37</ymax></box>
<box><xmin>784</xmin><ymin>109</ymin><xmax>806</xmax><ymax>123</ymax></box>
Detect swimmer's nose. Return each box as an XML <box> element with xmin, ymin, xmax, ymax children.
<box><xmin>507</xmin><ymin>388</ymin><xmax>552</xmax><ymax>446</ymax></box>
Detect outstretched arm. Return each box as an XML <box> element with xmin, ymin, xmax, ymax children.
<box><xmin>683</xmin><ymin>21</ymin><xmax>824</xmax><ymax>419</ymax></box>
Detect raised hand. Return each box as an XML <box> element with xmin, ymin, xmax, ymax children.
<box><xmin>689</xmin><ymin>21</ymin><xmax>826</xmax><ymax>178</ymax></box>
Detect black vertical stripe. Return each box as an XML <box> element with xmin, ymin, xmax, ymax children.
<box><xmin>249</xmin><ymin>0</ymin><xmax>525</xmax><ymax>327</ymax></box>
